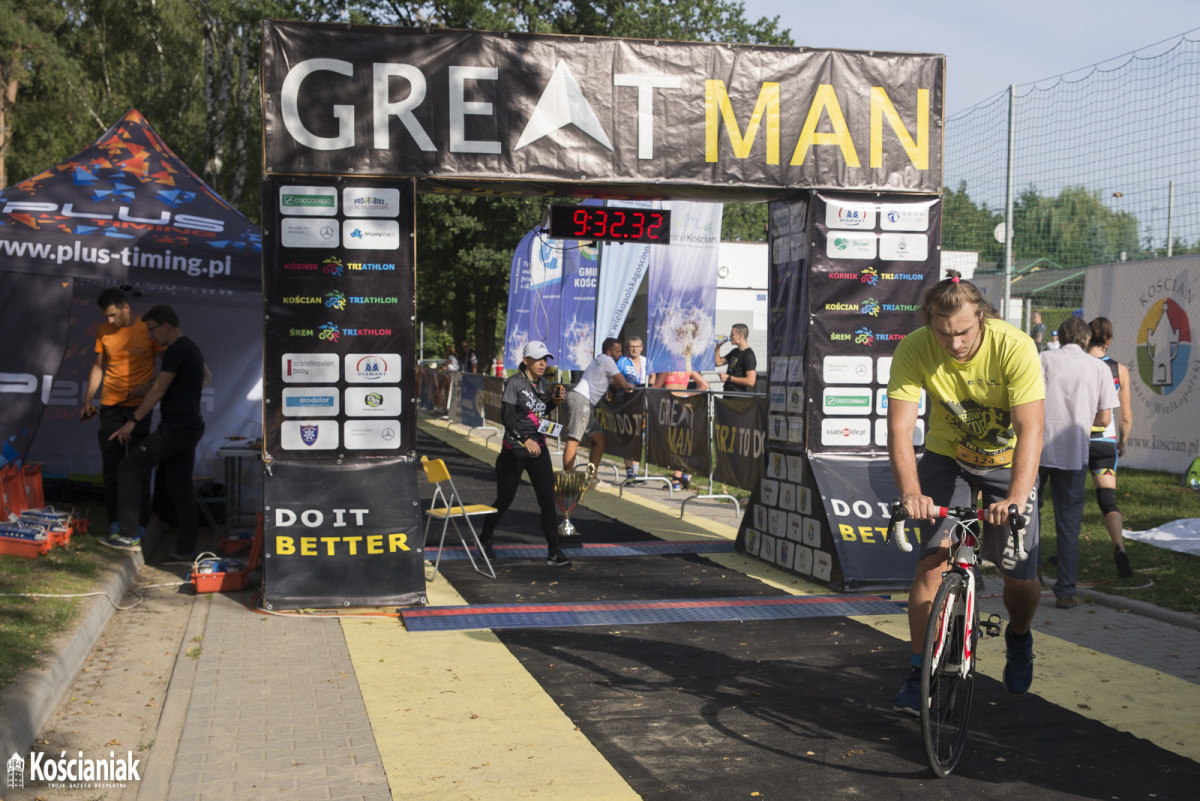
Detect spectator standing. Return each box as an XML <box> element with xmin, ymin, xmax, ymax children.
<box><xmin>1030</xmin><ymin>310</ymin><xmax>1047</xmax><ymax>352</ymax></box>
<box><xmin>82</xmin><ymin>288</ymin><xmax>162</xmax><ymax>538</ymax></box>
<box><xmin>562</xmin><ymin>337</ymin><xmax>633</xmax><ymax>478</ymax></box>
<box><xmin>1087</xmin><ymin>317</ymin><xmax>1135</xmax><ymax>577</ymax></box>
<box><xmin>101</xmin><ymin>305</ymin><xmax>211</xmax><ymax>561</ymax></box>
<box><xmin>653</xmin><ymin>369</ymin><xmax>709</xmax><ymax>490</ymax></box>
<box><xmin>444</xmin><ymin>345</ymin><xmax>460</xmax><ymax>371</ymax></box>
<box><xmin>715</xmin><ymin>323</ymin><xmax>757</xmax><ymax>392</ymax></box>
<box><xmin>461</xmin><ymin>339</ymin><xmax>479</xmax><ymax>373</ymax></box>
<box><xmin>1047</xmin><ymin>330</ymin><xmax>1061</xmax><ymax>350</ymax></box>
<box><xmin>479</xmin><ymin>341</ymin><xmax>572</xmax><ymax>566</ymax></box>
<box><xmin>1038</xmin><ymin>316</ymin><xmax>1119</xmax><ymax>608</ymax></box>
<box><xmin>616</xmin><ymin>336</ymin><xmax>653</xmax><ymax>482</ymax></box>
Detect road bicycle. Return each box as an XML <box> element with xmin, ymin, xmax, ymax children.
<box><xmin>888</xmin><ymin>499</ymin><xmax>1027</xmax><ymax>777</ymax></box>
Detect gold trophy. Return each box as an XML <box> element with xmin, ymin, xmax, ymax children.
<box><xmin>554</xmin><ymin>469</ymin><xmax>590</xmax><ymax>548</ymax></box>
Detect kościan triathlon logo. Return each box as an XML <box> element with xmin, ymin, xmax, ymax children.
<box><xmin>1137</xmin><ymin>299</ymin><xmax>1191</xmax><ymax>394</ymax></box>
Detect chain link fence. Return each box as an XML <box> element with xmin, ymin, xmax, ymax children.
<box><xmin>944</xmin><ymin>28</ymin><xmax>1200</xmax><ymax>318</ymax></box>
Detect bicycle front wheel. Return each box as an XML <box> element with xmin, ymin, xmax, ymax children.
<box><xmin>920</xmin><ymin>570</ymin><xmax>975</xmax><ymax>777</ymax></box>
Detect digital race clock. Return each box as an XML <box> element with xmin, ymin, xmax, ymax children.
<box><xmin>547</xmin><ymin>205</ymin><xmax>672</xmax><ymax>244</ymax></box>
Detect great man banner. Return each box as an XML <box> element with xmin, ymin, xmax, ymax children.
<box><xmin>262</xmin><ymin>22</ymin><xmax>944</xmax><ymax>197</ymax></box>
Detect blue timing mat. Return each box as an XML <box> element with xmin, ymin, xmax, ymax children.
<box><xmin>402</xmin><ymin>594</ymin><xmax>903</xmax><ymax>632</ymax></box>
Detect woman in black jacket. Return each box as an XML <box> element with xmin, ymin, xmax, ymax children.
<box><xmin>480</xmin><ymin>341</ymin><xmax>572</xmax><ymax>566</ymax></box>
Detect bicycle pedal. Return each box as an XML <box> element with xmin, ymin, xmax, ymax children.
<box><xmin>980</xmin><ymin>613</ymin><xmax>1003</xmax><ymax>637</ymax></box>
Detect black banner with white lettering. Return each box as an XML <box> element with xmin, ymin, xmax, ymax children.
<box><xmin>0</xmin><ymin>273</ymin><xmax>72</xmax><ymax>467</ymax></box>
<box><xmin>261</xmin><ymin>176</ymin><xmax>416</xmax><ymax>458</ymax></box>
<box><xmin>262</xmin><ymin>21</ymin><xmax>944</xmax><ymax>197</ymax></box>
<box><xmin>597</xmin><ymin>389</ymin><xmax>646</xmax><ymax>462</ymax></box>
<box><xmin>712</xmin><ymin>393</ymin><xmax>767</xmax><ymax>491</ymax></box>
<box><xmin>808</xmin><ymin>454</ymin><xmax>919</xmax><ymax>591</ymax></box>
<box><xmin>645</xmin><ymin>389</ymin><xmax>710</xmax><ymax>475</ymax></box>
<box><xmin>262</xmin><ymin>458</ymin><xmax>425</xmax><ymax>609</ymax></box>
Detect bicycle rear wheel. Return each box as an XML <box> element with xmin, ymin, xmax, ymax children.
<box><xmin>920</xmin><ymin>570</ymin><xmax>975</xmax><ymax>777</ymax></box>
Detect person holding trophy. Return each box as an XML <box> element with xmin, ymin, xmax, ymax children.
<box><xmin>480</xmin><ymin>341</ymin><xmax>573</xmax><ymax>566</ymax></box>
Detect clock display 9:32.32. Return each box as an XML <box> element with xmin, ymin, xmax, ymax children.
<box><xmin>547</xmin><ymin>205</ymin><xmax>672</xmax><ymax>244</ymax></box>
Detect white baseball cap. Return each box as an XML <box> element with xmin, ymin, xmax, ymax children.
<box><xmin>523</xmin><ymin>341</ymin><xmax>554</xmax><ymax>360</ymax></box>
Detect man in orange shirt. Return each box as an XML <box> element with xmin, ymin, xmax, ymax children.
<box><xmin>81</xmin><ymin>289</ymin><xmax>161</xmax><ymax>537</ymax></box>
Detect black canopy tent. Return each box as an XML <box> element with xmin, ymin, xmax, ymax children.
<box><xmin>0</xmin><ymin>110</ymin><xmax>263</xmax><ymax>475</ymax></box>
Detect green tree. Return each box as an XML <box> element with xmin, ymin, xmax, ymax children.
<box><xmin>941</xmin><ymin>180</ymin><xmax>1003</xmax><ymax>267</ymax></box>
<box><xmin>1014</xmin><ymin>185</ymin><xmax>1140</xmax><ymax>268</ymax></box>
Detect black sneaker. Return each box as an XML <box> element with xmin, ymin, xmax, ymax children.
<box><xmin>893</xmin><ymin>666</ymin><xmax>921</xmax><ymax>717</ymax></box>
<box><xmin>1003</xmin><ymin>625</ymin><xmax>1035</xmax><ymax>695</ymax></box>
<box><xmin>546</xmin><ymin>550</ymin><xmax>573</xmax><ymax>567</ymax></box>
<box><xmin>1114</xmin><ymin>547</ymin><xmax>1133</xmax><ymax>578</ymax></box>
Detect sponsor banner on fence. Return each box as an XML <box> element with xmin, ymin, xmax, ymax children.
<box><xmin>1083</xmin><ymin>256</ymin><xmax>1200</xmax><ymax>472</ymax></box>
<box><xmin>458</xmin><ymin>373</ymin><xmax>486</xmax><ymax>428</ymax></box>
<box><xmin>712</xmin><ymin>393</ymin><xmax>768</xmax><ymax>491</ymax></box>
<box><xmin>482</xmin><ymin>375</ymin><xmax>505</xmax><ymax>425</ymax></box>
<box><xmin>596</xmin><ymin>389</ymin><xmax>646</xmax><ymax>462</ymax></box>
<box><xmin>262</xmin><ymin>22</ymin><xmax>944</xmax><ymax>196</ymax></box>
<box><xmin>646</xmin><ymin>390</ymin><xmax>710</xmax><ymax>475</ymax></box>
<box><xmin>263</xmin><ymin>459</ymin><xmax>424</xmax><ymax>609</ymax></box>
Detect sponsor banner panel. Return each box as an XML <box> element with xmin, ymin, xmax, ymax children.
<box><xmin>712</xmin><ymin>393</ymin><xmax>767</xmax><ymax>491</ymax></box>
<box><xmin>263</xmin><ymin>459</ymin><xmax>424</xmax><ymax>609</ymax></box>
<box><xmin>809</xmin><ymin>453</ymin><xmax>919</xmax><ymax>591</ymax></box>
<box><xmin>1083</xmin><ymin>257</ymin><xmax>1200</xmax><ymax>471</ymax></box>
<box><xmin>0</xmin><ymin>273</ymin><xmax>72</xmax><ymax>466</ymax></box>
<box><xmin>262</xmin><ymin>22</ymin><xmax>944</xmax><ymax>195</ymax></box>
<box><xmin>482</xmin><ymin>376</ymin><xmax>505</xmax><ymax>425</ymax></box>
<box><xmin>596</xmin><ymin>389</ymin><xmax>646</xmax><ymax>462</ymax></box>
<box><xmin>645</xmin><ymin>390</ymin><xmax>710</xmax><ymax>475</ymax></box>
<box><xmin>263</xmin><ymin>176</ymin><xmax>415</xmax><ymax>457</ymax></box>
<box><xmin>806</xmin><ymin>192</ymin><xmax>938</xmax><ymax>454</ymax></box>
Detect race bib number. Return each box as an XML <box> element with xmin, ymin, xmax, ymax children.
<box><xmin>955</xmin><ymin>442</ymin><xmax>1013</xmax><ymax>472</ymax></box>
<box><xmin>537</xmin><ymin>418</ymin><xmax>563</xmax><ymax>438</ymax></box>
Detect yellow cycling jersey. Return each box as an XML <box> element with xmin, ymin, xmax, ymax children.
<box><xmin>887</xmin><ymin>318</ymin><xmax>1044</xmax><ymax>471</ymax></box>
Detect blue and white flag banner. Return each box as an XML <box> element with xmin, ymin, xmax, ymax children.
<box><xmin>558</xmin><ymin>241</ymin><xmax>600</xmax><ymax>370</ymax></box>
<box><xmin>646</xmin><ymin>201</ymin><xmax>723</xmax><ymax>373</ymax></box>
<box><xmin>595</xmin><ymin>199</ymin><xmax>656</xmax><ymax>344</ymax></box>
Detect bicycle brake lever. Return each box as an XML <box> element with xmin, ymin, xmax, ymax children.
<box><xmin>1007</xmin><ymin>503</ymin><xmax>1028</xmax><ymax>562</ymax></box>
<box><xmin>888</xmin><ymin>498</ymin><xmax>913</xmax><ymax>553</ymax></box>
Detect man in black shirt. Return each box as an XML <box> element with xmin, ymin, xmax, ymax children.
<box><xmin>101</xmin><ymin>305</ymin><xmax>211</xmax><ymax>561</ymax></box>
<box><xmin>715</xmin><ymin>323</ymin><xmax>758</xmax><ymax>393</ymax></box>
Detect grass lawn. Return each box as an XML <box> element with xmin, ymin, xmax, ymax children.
<box><xmin>1038</xmin><ymin>468</ymin><xmax>1200</xmax><ymax>615</ymax></box>
<box><xmin>0</xmin><ymin>505</ymin><xmax>124</xmax><ymax>690</ymax></box>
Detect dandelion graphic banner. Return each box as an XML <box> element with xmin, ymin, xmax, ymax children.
<box><xmin>645</xmin><ymin>202</ymin><xmax>723</xmax><ymax>373</ymax></box>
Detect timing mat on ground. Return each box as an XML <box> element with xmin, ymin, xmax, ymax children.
<box><xmin>401</xmin><ymin>594</ymin><xmax>904</xmax><ymax>632</ymax></box>
<box><xmin>424</xmin><ymin>539</ymin><xmax>736</xmax><ymax>559</ymax></box>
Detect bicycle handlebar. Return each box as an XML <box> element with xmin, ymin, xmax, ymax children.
<box><xmin>887</xmin><ymin>499</ymin><xmax>1028</xmax><ymax>561</ymax></box>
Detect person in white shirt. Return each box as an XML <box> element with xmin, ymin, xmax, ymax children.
<box><xmin>562</xmin><ymin>337</ymin><xmax>633</xmax><ymax>476</ymax></box>
<box><xmin>1038</xmin><ymin>316</ymin><xmax>1119</xmax><ymax>608</ymax></box>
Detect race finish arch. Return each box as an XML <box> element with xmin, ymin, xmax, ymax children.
<box><xmin>259</xmin><ymin>20</ymin><xmax>944</xmax><ymax>607</ymax></box>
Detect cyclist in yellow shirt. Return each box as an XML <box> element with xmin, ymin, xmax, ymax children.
<box><xmin>886</xmin><ymin>270</ymin><xmax>1045</xmax><ymax>715</ymax></box>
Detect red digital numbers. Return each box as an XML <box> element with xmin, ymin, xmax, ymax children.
<box><xmin>550</xmin><ymin>205</ymin><xmax>670</xmax><ymax>243</ymax></box>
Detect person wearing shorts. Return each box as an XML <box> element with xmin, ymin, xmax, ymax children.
<box><xmin>886</xmin><ymin>270</ymin><xmax>1045</xmax><ymax>716</ymax></box>
<box><xmin>1088</xmin><ymin>317</ymin><xmax>1135</xmax><ymax>577</ymax></box>
<box><xmin>562</xmin><ymin>337</ymin><xmax>633</xmax><ymax>477</ymax></box>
